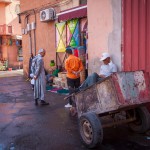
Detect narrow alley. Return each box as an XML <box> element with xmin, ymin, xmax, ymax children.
<box><xmin>0</xmin><ymin>71</ymin><xmax>150</xmax><ymax>150</ymax></box>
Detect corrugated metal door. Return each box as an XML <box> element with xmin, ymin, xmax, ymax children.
<box><xmin>122</xmin><ymin>0</ymin><xmax>150</xmax><ymax>75</ymax></box>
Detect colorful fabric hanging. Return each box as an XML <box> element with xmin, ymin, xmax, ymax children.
<box><xmin>56</xmin><ymin>22</ymin><xmax>66</xmax><ymax>52</ymax></box>
<box><xmin>67</xmin><ymin>19</ymin><xmax>80</xmax><ymax>47</ymax></box>
<box><xmin>55</xmin><ymin>19</ymin><xmax>80</xmax><ymax>52</ymax></box>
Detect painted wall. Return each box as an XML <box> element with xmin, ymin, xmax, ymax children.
<box><xmin>22</xmin><ymin>15</ymin><xmax>56</xmax><ymax>76</ymax></box>
<box><xmin>0</xmin><ymin>1</ymin><xmax>21</xmax><ymax>35</ymax></box>
<box><xmin>20</xmin><ymin>0</ymin><xmax>78</xmax><ymax>12</ymax></box>
<box><xmin>7</xmin><ymin>45</ymin><xmax>18</xmax><ymax>67</ymax></box>
<box><xmin>5</xmin><ymin>0</ymin><xmax>21</xmax><ymax>35</ymax></box>
<box><xmin>1</xmin><ymin>46</ymin><xmax>7</xmax><ymax>59</ymax></box>
<box><xmin>20</xmin><ymin>0</ymin><xmax>68</xmax><ymax>12</ymax></box>
<box><xmin>60</xmin><ymin>0</ymin><xmax>79</xmax><ymax>11</ymax></box>
<box><xmin>87</xmin><ymin>0</ymin><xmax>121</xmax><ymax>74</ymax></box>
<box><xmin>0</xmin><ymin>3</ymin><xmax>6</xmax><ymax>24</ymax></box>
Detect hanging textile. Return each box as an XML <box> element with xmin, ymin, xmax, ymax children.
<box><xmin>56</xmin><ymin>22</ymin><xmax>66</xmax><ymax>52</ymax></box>
<box><xmin>55</xmin><ymin>19</ymin><xmax>80</xmax><ymax>66</ymax></box>
<box><xmin>67</xmin><ymin>19</ymin><xmax>80</xmax><ymax>47</ymax></box>
<box><xmin>55</xmin><ymin>19</ymin><xmax>80</xmax><ymax>52</ymax></box>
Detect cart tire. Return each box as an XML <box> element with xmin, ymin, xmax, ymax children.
<box><xmin>129</xmin><ymin>106</ymin><xmax>150</xmax><ymax>133</ymax></box>
<box><xmin>79</xmin><ymin>112</ymin><xmax>103</xmax><ymax>148</ymax></box>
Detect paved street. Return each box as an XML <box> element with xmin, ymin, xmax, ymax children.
<box><xmin>0</xmin><ymin>70</ymin><xmax>150</xmax><ymax>150</ymax></box>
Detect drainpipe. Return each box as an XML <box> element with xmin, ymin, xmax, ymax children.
<box><xmin>25</xmin><ymin>14</ymin><xmax>32</xmax><ymax>54</ymax></box>
<box><xmin>29</xmin><ymin>32</ymin><xmax>32</xmax><ymax>54</ymax></box>
<box><xmin>32</xmin><ymin>9</ymin><xmax>36</xmax><ymax>56</ymax></box>
<box><xmin>33</xmin><ymin>27</ymin><xmax>36</xmax><ymax>56</ymax></box>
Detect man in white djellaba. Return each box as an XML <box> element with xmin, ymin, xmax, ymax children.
<box><xmin>31</xmin><ymin>48</ymin><xmax>49</xmax><ymax>105</ymax></box>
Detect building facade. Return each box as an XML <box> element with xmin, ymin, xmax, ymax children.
<box><xmin>20</xmin><ymin>0</ymin><xmax>150</xmax><ymax>79</ymax></box>
<box><xmin>0</xmin><ymin>0</ymin><xmax>22</xmax><ymax>70</ymax></box>
<box><xmin>87</xmin><ymin>0</ymin><xmax>122</xmax><ymax>74</ymax></box>
<box><xmin>20</xmin><ymin>0</ymin><xmax>87</xmax><ymax>76</ymax></box>
<box><xmin>87</xmin><ymin>0</ymin><xmax>150</xmax><ymax>77</ymax></box>
<box><xmin>88</xmin><ymin>0</ymin><xmax>150</xmax><ymax>112</ymax></box>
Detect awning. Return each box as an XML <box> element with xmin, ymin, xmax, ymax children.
<box><xmin>57</xmin><ymin>5</ymin><xmax>87</xmax><ymax>22</ymax></box>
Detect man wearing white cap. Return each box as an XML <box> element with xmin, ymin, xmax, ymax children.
<box><xmin>31</xmin><ymin>48</ymin><xmax>49</xmax><ymax>105</ymax></box>
<box><xmin>78</xmin><ymin>52</ymin><xmax>117</xmax><ymax>90</ymax></box>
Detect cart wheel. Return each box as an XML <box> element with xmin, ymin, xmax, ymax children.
<box><xmin>128</xmin><ymin>106</ymin><xmax>150</xmax><ymax>133</ymax></box>
<box><xmin>79</xmin><ymin>112</ymin><xmax>103</xmax><ymax>148</ymax></box>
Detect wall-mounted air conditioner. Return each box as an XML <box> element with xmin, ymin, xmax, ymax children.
<box><xmin>40</xmin><ymin>8</ymin><xmax>56</xmax><ymax>22</ymax></box>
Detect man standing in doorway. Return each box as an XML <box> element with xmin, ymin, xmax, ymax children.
<box><xmin>64</xmin><ymin>47</ymin><xmax>83</xmax><ymax>108</ymax></box>
<box><xmin>32</xmin><ymin>48</ymin><xmax>49</xmax><ymax>105</ymax></box>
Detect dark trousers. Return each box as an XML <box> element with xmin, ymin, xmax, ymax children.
<box><xmin>79</xmin><ymin>72</ymin><xmax>101</xmax><ymax>90</ymax></box>
<box><xmin>67</xmin><ymin>77</ymin><xmax>80</xmax><ymax>105</ymax></box>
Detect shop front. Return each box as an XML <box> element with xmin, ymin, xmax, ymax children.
<box><xmin>55</xmin><ymin>5</ymin><xmax>88</xmax><ymax>85</ymax></box>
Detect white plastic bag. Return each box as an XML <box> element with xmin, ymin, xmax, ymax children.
<box><xmin>31</xmin><ymin>78</ymin><xmax>35</xmax><ymax>85</ymax></box>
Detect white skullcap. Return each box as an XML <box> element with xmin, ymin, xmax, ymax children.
<box><xmin>38</xmin><ymin>48</ymin><xmax>45</xmax><ymax>54</ymax></box>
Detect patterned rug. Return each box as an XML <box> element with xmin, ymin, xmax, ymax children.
<box><xmin>46</xmin><ymin>85</ymin><xmax>69</xmax><ymax>95</ymax></box>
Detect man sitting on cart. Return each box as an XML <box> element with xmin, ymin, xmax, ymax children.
<box><xmin>77</xmin><ymin>52</ymin><xmax>117</xmax><ymax>91</ymax></box>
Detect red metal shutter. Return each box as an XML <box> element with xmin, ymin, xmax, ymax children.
<box><xmin>122</xmin><ymin>0</ymin><xmax>150</xmax><ymax>75</ymax></box>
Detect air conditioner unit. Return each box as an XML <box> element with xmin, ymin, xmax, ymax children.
<box><xmin>40</xmin><ymin>8</ymin><xmax>56</xmax><ymax>22</ymax></box>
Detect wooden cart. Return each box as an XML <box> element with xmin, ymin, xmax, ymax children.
<box><xmin>69</xmin><ymin>71</ymin><xmax>150</xmax><ymax>148</ymax></box>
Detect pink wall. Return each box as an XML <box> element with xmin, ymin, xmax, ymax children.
<box><xmin>1</xmin><ymin>46</ymin><xmax>7</xmax><ymax>59</ymax></box>
<box><xmin>87</xmin><ymin>0</ymin><xmax>121</xmax><ymax>74</ymax></box>
<box><xmin>20</xmin><ymin>0</ymin><xmax>78</xmax><ymax>12</ymax></box>
<box><xmin>20</xmin><ymin>0</ymin><xmax>62</xmax><ymax>12</ymax></box>
<box><xmin>5</xmin><ymin>1</ymin><xmax>21</xmax><ymax>35</ymax></box>
<box><xmin>0</xmin><ymin>3</ymin><xmax>6</xmax><ymax>24</ymax></box>
<box><xmin>0</xmin><ymin>1</ymin><xmax>21</xmax><ymax>35</ymax></box>
<box><xmin>7</xmin><ymin>45</ymin><xmax>18</xmax><ymax>67</ymax></box>
<box><xmin>21</xmin><ymin>14</ymin><xmax>56</xmax><ymax>76</ymax></box>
